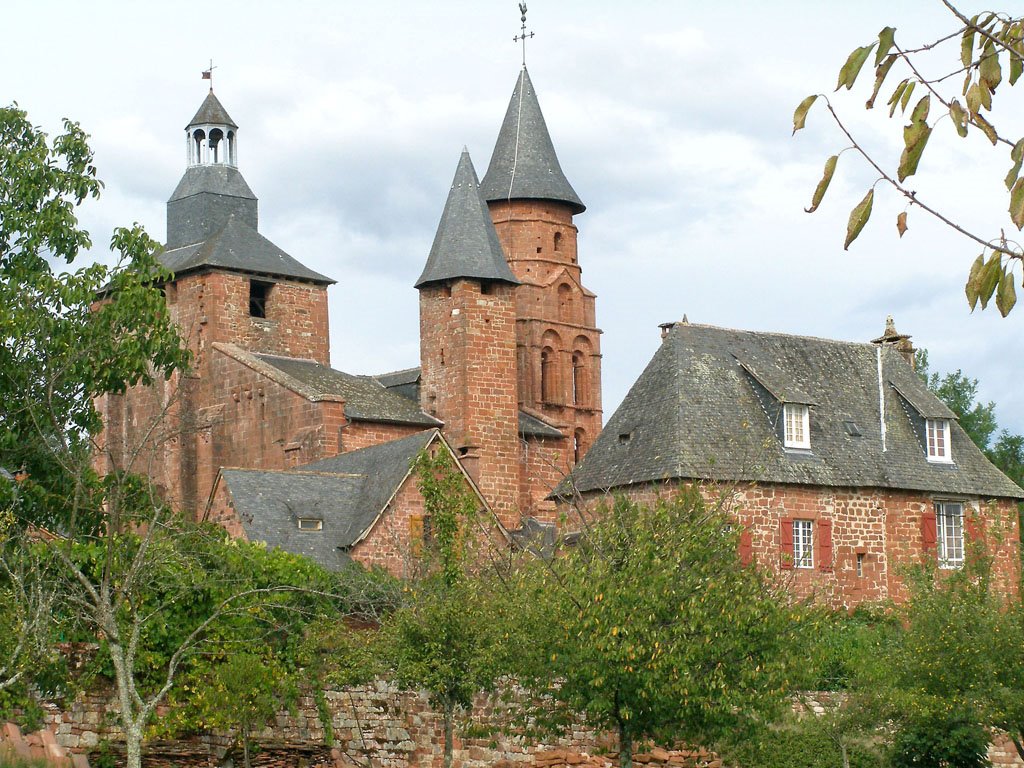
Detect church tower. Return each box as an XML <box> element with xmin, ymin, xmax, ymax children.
<box><xmin>417</xmin><ymin>150</ymin><xmax>522</xmax><ymax>527</ymax></box>
<box><xmin>480</xmin><ymin>68</ymin><xmax>602</xmax><ymax>469</ymax></box>
<box><xmin>97</xmin><ymin>89</ymin><xmax>335</xmax><ymax>514</ymax></box>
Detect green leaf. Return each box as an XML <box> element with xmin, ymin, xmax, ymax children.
<box><xmin>900</xmin><ymin>80</ymin><xmax>915</xmax><ymax>113</ymax></box>
<box><xmin>899</xmin><ymin>121</ymin><xmax>932</xmax><ymax>181</ymax></box>
<box><xmin>876</xmin><ymin>27</ymin><xmax>897</xmax><ymax>66</ymax></box>
<box><xmin>1011</xmin><ymin>52</ymin><xmax>1022</xmax><ymax>85</ymax></box>
<box><xmin>910</xmin><ymin>94</ymin><xmax>931</xmax><ymax>123</ymax></box>
<box><xmin>980</xmin><ymin>41</ymin><xmax>1002</xmax><ymax>92</ymax></box>
<box><xmin>961</xmin><ymin>21</ymin><xmax>977</xmax><ymax>68</ymax></box>
<box><xmin>844</xmin><ymin>189</ymin><xmax>874</xmax><ymax>250</ymax></box>
<box><xmin>1005</xmin><ymin>139</ymin><xmax>1024</xmax><ymax>189</ymax></box>
<box><xmin>836</xmin><ymin>44</ymin><xmax>876</xmax><ymax>91</ymax></box>
<box><xmin>867</xmin><ymin>54</ymin><xmax>898</xmax><ymax>109</ymax></box>
<box><xmin>996</xmin><ymin>269</ymin><xmax>1017</xmax><ymax>316</ymax></box>
<box><xmin>1009</xmin><ymin>177</ymin><xmax>1024</xmax><ymax>230</ymax></box>
<box><xmin>805</xmin><ymin>155</ymin><xmax>838</xmax><ymax>213</ymax></box>
<box><xmin>896</xmin><ymin>211</ymin><xmax>908</xmax><ymax>238</ymax></box>
<box><xmin>950</xmin><ymin>99</ymin><xmax>969</xmax><ymax>138</ymax></box>
<box><xmin>975</xmin><ymin>112</ymin><xmax>998</xmax><ymax>145</ymax></box>
<box><xmin>979</xmin><ymin>255</ymin><xmax>1002</xmax><ymax>309</ymax></box>
<box><xmin>792</xmin><ymin>95</ymin><xmax>819</xmax><ymax>135</ymax></box>
<box><xmin>965</xmin><ymin>253</ymin><xmax>985</xmax><ymax>310</ymax></box>
<box><xmin>888</xmin><ymin>79</ymin><xmax>910</xmax><ymax>118</ymax></box>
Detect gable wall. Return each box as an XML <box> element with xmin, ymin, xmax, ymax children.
<box><xmin>600</xmin><ymin>481</ymin><xmax>1020</xmax><ymax>607</ymax></box>
<box><xmin>349</xmin><ymin>472</ymin><xmax>428</xmax><ymax>578</ymax></box>
<box><xmin>341</xmin><ymin>422</ymin><xmax>427</xmax><ymax>453</ymax></box>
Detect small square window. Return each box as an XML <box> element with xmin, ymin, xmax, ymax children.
<box><xmin>784</xmin><ymin>404</ymin><xmax>810</xmax><ymax>449</ymax></box>
<box><xmin>926</xmin><ymin>419</ymin><xmax>952</xmax><ymax>463</ymax></box>
<box><xmin>793</xmin><ymin>519</ymin><xmax>814</xmax><ymax>569</ymax></box>
<box><xmin>935</xmin><ymin>501</ymin><xmax>964</xmax><ymax>568</ymax></box>
<box><xmin>250</xmin><ymin>280</ymin><xmax>273</xmax><ymax>318</ymax></box>
<box><xmin>297</xmin><ymin>518</ymin><xmax>322</xmax><ymax>531</ymax></box>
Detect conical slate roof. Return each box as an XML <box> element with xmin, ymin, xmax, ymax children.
<box><xmin>187</xmin><ymin>90</ymin><xmax>237</xmax><ymax>129</ymax></box>
<box><xmin>415</xmin><ymin>149</ymin><xmax>520</xmax><ymax>289</ymax></box>
<box><xmin>480</xmin><ymin>68</ymin><xmax>584</xmax><ymax>214</ymax></box>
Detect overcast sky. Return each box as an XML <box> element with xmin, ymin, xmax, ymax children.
<box><xmin>4</xmin><ymin>1</ymin><xmax>1022</xmax><ymax>435</ymax></box>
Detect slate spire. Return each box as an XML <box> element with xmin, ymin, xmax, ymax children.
<box><xmin>187</xmin><ymin>90</ymin><xmax>238</xmax><ymax>130</ymax></box>
<box><xmin>480</xmin><ymin>67</ymin><xmax>584</xmax><ymax>214</ymax></box>
<box><xmin>415</xmin><ymin>149</ymin><xmax>520</xmax><ymax>288</ymax></box>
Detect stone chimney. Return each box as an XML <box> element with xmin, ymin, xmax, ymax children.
<box><xmin>870</xmin><ymin>315</ymin><xmax>916</xmax><ymax>368</ymax></box>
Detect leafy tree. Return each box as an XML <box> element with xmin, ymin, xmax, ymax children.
<box><xmin>178</xmin><ymin>652</ymin><xmax>294</xmax><ymax>768</ymax></box>
<box><xmin>510</xmin><ymin>488</ymin><xmax>797</xmax><ymax>768</ymax></box>
<box><xmin>380</xmin><ymin>448</ymin><xmax>503</xmax><ymax>768</ymax></box>
<box><xmin>792</xmin><ymin>4</ymin><xmax>1024</xmax><ymax>315</ymax></box>
<box><xmin>852</xmin><ymin>555</ymin><xmax>1024</xmax><ymax>765</ymax></box>
<box><xmin>0</xmin><ymin>105</ymin><xmax>188</xmax><ymax>534</ymax></box>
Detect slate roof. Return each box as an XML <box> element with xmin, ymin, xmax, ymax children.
<box><xmin>371</xmin><ymin>366</ymin><xmax>564</xmax><ymax>439</ymax></box>
<box><xmin>159</xmin><ymin>214</ymin><xmax>334</xmax><ymax>284</ymax></box>
<box><xmin>254</xmin><ymin>354</ymin><xmax>441</xmax><ymax>427</ymax></box>
<box><xmin>559</xmin><ymin>322</ymin><xmax>1024</xmax><ymax>500</ymax></box>
<box><xmin>480</xmin><ymin>68</ymin><xmax>585</xmax><ymax>214</ymax></box>
<box><xmin>188</xmin><ymin>90</ymin><xmax>237</xmax><ymax>128</ymax></box>
<box><xmin>168</xmin><ymin>164</ymin><xmax>255</xmax><ymax>204</ymax></box>
<box><xmin>219</xmin><ymin>430</ymin><xmax>439</xmax><ymax>570</ymax></box>
<box><xmin>415</xmin><ymin>150</ymin><xmax>520</xmax><ymax>288</ymax></box>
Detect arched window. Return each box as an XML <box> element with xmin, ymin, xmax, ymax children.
<box><xmin>541</xmin><ymin>348</ymin><xmax>555</xmax><ymax>403</ymax></box>
<box><xmin>554</xmin><ymin>231</ymin><xmax>563</xmax><ymax>252</ymax></box>
<box><xmin>572</xmin><ymin>352</ymin><xmax>585</xmax><ymax>405</ymax></box>
<box><xmin>192</xmin><ymin>129</ymin><xmax>206</xmax><ymax>164</ymax></box>
<box><xmin>209</xmin><ymin>128</ymin><xmax>224</xmax><ymax>163</ymax></box>
<box><xmin>573</xmin><ymin>429</ymin><xmax>585</xmax><ymax>464</ymax></box>
<box><xmin>226</xmin><ymin>130</ymin><xmax>236</xmax><ymax>165</ymax></box>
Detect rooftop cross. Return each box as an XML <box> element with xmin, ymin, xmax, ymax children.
<box><xmin>513</xmin><ymin>3</ymin><xmax>534</xmax><ymax>68</ymax></box>
<box><xmin>201</xmin><ymin>59</ymin><xmax>217</xmax><ymax>91</ymax></box>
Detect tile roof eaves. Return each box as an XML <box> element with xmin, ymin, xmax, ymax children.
<box><xmin>213</xmin><ymin>344</ymin><xmax>345</xmax><ymax>403</ymax></box>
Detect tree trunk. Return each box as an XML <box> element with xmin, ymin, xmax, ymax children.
<box><xmin>242</xmin><ymin>725</ymin><xmax>251</xmax><ymax>768</ymax></box>
<box><xmin>443</xmin><ymin>701</ymin><xmax>454</xmax><ymax>768</ymax></box>
<box><xmin>124</xmin><ymin>724</ymin><xmax>143</xmax><ymax>768</ymax></box>
<box><xmin>618</xmin><ymin>723</ymin><xmax>633</xmax><ymax>768</ymax></box>
<box><xmin>841</xmin><ymin>742</ymin><xmax>850</xmax><ymax>768</ymax></box>
<box><xmin>1011</xmin><ymin>731</ymin><xmax>1024</xmax><ymax>763</ymax></box>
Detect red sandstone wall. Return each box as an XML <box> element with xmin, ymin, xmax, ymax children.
<box><xmin>520</xmin><ymin>435</ymin><xmax>573</xmax><ymax>524</ymax></box>
<box><xmin>419</xmin><ymin>279</ymin><xmax>521</xmax><ymax>527</ymax></box>
<box><xmin>609</xmin><ymin>482</ymin><xmax>1020</xmax><ymax>607</ymax></box>
<box><xmin>341</xmin><ymin>422</ymin><xmax>426</xmax><ymax>453</ymax></box>
<box><xmin>349</xmin><ymin>471</ymin><xmax>428</xmax><ymax>577</ymax></box>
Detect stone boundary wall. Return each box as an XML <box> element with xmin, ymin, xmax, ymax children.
<box><xmin>17</xmin><ymin>683</ymin><xmax>1024</xmax><ymax>768</ymax></box>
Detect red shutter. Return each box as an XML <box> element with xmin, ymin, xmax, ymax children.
<box><xmin>818</xmin><ymin>518</ymin><xmax>833</xmax><ymax>572</ymax></box>
<box><xmin>780</xmin><ymin>519</ymin><xmax>794</xmax><ymax>569</ymax></box>
<box><xmin>739</xmin><ymin>529</ymin><xmax>753</xmax><ymax>566</ymax></box>
<box><xmin>921</xmin><ymin>510</ymin><xmax>937</xmax><ymax>552</ymax></box>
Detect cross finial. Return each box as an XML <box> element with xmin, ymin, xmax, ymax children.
<box><xmin>201</xmin><ymin>59</ymin><xmax>217</xmax><ymax>91</ymax></box>
<box><xmin>513</xmin><ymin>3</ymin><xmax>535</xmax><ymax>68</ymax></box>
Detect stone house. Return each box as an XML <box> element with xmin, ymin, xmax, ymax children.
<box><xmin>559</xmin><ymin>319</ymin><xmax>1024</xmax><ymax>605</ymax></box>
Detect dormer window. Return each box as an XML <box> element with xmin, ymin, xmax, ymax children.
<box><xmin>783</xmin><ymin>404</ymin><xmax>810</xmax><ymax>449</ymax></box>
<box><xmin>926</xmin><ymin>419</ymin><xmax>952</xmax><ymax>463</ymax></box>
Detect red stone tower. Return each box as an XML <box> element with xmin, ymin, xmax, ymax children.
<box><xmin>97</xmin><ymin>91</ymin><xmax>335</xmax><ymax>513</ymax></box>
<box><xmin>416</xmin><ymin>150</ymin><xmax>523</xmax><ymax>527</ymax></box>
<box><xmin>480</xmin><ymin>68</ymin><xmax>603</xmax><ymax>472</ymax></box>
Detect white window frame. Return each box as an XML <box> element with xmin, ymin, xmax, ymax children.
<box><xmin>926</xmin><ymin>418</ymin><xmax>953</xmax><ymax>463</ymax></box>
<box><xmin>784</xmin><ymin>404</ymin><xmax>811</xmax><ymax>450</ymax></box>
<box><xmin>793</xmin><ymin>519</ymin><xmax>814</xmax><ymax>569</ymax></box>
<box><xmin>935</xmin><ymin>501</ymin><xmax>964</xmax><ymax>569</ymax></box>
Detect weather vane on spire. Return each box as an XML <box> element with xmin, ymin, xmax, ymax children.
<box><xmin>513</xmin><ymin>3</ymin><xmax>534</xmax><ymax>68</ymax></box>
<box><xmin>201</xmin><ymin>59</ymin><xmax>217</xmax><ymax>91</ymax></box>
